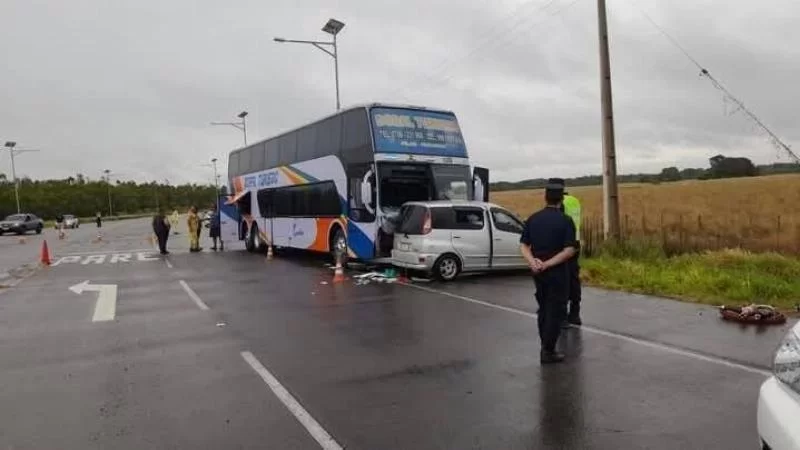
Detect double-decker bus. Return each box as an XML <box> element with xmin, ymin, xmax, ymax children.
<box><xmin>222</xmin><ymin>103</ymin><xmax>489</xmax><ymax>261</ymax></box>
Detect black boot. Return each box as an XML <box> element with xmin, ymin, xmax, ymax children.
<box><xmin>540</xmin><ymin>350</ymin><xmax>566</xmax><ymax>364</ymax></box>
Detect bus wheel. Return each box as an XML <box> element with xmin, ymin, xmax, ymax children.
<box><xmin>330</xmin><ymin>227</ymin><xmax>348</xmax><ymax>263</ymax></box>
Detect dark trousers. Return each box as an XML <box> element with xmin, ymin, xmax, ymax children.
<box><xmin>534</xmin><ymin>268</ymin><xmax>568</xmax><ymax>353</ymax></box>
<box><xmin>567</xmin><ymin>249</ymin><xmax>582</xmax><ymax>320</ymax></box>
<box><xmin>156</xmin><ymin>231</ymin><xmax>168</xmax><ymax>254</ymax></box>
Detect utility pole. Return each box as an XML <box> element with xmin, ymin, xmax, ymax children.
<box><xmin>597</xmin><ymin>0</ymin><xmax>620</xmax><ymax>239</ymax></box>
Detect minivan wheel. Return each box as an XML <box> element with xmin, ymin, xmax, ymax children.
<box><xmin>433</xmin><ymin>254</ymin><xmax>461</xmax><ymax>281</ymax></box>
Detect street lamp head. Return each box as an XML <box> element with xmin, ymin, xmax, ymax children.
<box><xmin>273</xmin><ymin>37</ymin><xmax>286</xmax><ymax>42</ymax></box>
<box><xmin>322</xmin><ymin>18</ymin><xmax>345</xmax><ymax>36</ymax></box>
<box><xmin>4</xmin><ymin>141</ymin><xmax>16</xmax><ymax>148</ymax></box>
<box><xmin>211</xmin><ymin>158</ymin><xmax>218</xmax><ymax>163</ymax></box>
<box><xmin>237</xmin><ymin>111</ymin><xmax>248</xmax><ymax>119</ymax></box>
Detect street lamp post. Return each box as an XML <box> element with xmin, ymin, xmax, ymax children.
<box><xmin>210</xmin><ymin>157</ymin><xmax>220</xmax><ymax>210</ymax></box>
<box><xmin>4</xmin><ymin>141</ymin><xmax>40</xmax><ymax>214</ymax></box>
<box><xmin>211</xmin><ymin>111</ymin><xmax>248</xmax><ymax>147</ymax></box>
<box><xmin>103</xmin><ymin>169</ymin><xmax>113</xmax><ymax>217</ymax></box>
<box><xmin>274</xmin><ymin>18</ymin><xmax>346</xmax><ymax>111</ymax></box>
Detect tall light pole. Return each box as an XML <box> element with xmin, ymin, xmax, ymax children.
<box><xmin>210</xmin><ymin>157</ymin><xmax>220</xmax><ymax>210</ymax></box>
<box><xmin>274</xmin><ymin>18</ymin><xmax>346</xmax><ymax>111</ymax></box>
<box><xmin>3</xmin><ymin>141</ymin><xmax>40</xmax><ymax>213</ymax></box>
<box><xmin>211</xmin><ymin>111</ymin><xmax>248</xmax><ymax>147</ymax></box>
<box><xmin>103</xmin><ymin>169</ymin><xmax>113</xmax><ymax>217</ymax></box>
<box><xmin>597</xmin><ymin>0</ymin><xmax>620</xmax><ymax>239</ymax></box>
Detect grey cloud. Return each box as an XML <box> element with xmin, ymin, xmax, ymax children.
<box><xmin>0</xmin><ymin>0</ymin><xmax>797</xmax><ymax>185</ymax></box>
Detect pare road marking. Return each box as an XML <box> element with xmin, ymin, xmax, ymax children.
<box><xmin>51</xmin><ymin>252</ymin><xmax>160</xmax><ymax>267</ymax></box>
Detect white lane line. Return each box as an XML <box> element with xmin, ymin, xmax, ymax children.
<box><xmin>164</xmin><ymin>258</ymin><xmax>174</xmax><ymax>269</ymax></box>
<box><xmin>55</xmin><ymin>249</ymin><xmax>154</xmax><ymax>257</ymax></box>
<box><xmin>403</xmin><ymin>283</ymin><xmax>771</xmax><ymax>377</ymax></box>
<box><xmin>179</xmin><ymin>280</ymin><xmax>209</xmax><ymax>311</ymax></box>
<box><xmin>241</xmin><ymin>351</ymin><xmax>343</xmax><ymax>450</ymax></box>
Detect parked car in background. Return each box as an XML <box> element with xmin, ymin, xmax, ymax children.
<box><xmin>0</xmin><ymin>213</ymin><xmax>44</xmax><ymax>235</ymax></box>
<box><xmin>64</xmin><ymin>214</ymin><xmax>80</xmax><ymax>228</ymax></box>
<box><xmin>391</xmin><ymin>201</ymin><xmax>528</xmax><ymax>281</ymax></box>
<box><xmin>757</xmin><ymin>319</ymin><xmax>800</xmax><ymax>450</ymax></box>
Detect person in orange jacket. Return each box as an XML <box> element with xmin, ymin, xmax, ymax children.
<box><xmin>187</xmin><ymin>206</ymin><xmax>202</xmax><ymax>252</ymax></box>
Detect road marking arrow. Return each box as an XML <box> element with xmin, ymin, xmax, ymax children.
<box><xmin>69</xmin><ymin>280</ymin><xmax>118</xmax><ymax>322</ymax></box>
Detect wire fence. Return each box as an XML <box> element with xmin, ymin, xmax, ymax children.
<box><xmin>580</xmin><ymin>213</ymin><xmax>800</xmax><ymax>257</ymax></box>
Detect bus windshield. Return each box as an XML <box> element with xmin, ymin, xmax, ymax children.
<box><xmin>378</xmin><ymin>163</ymin><xmax>471</xmax><ymax>210</ymax></box>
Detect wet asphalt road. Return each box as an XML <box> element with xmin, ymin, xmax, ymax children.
<box><xmin>0</xmin><ymin>218</ymin><xmax>794</xmax><ymax>449</ymax></box>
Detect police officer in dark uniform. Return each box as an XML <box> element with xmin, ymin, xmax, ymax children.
<box><xmin>519</xmin><ymin>180</ymin><xmax>578</xmax><ymax>364</ymax></box>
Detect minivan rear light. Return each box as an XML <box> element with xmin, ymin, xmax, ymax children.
<box><xmin>422</xmin><ymin>208</ymin><xmax>432</xmax><ymax>235</ymax></box>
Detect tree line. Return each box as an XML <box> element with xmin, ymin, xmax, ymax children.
<box><xmin>491</xmin><ymin>155</ymin><xmax>800</xmax><ymax>192</ymax></box>
<box><xmin>0</xmin><ymin>174</ymin><xmax>222</xmax><ymax>219</ymax></box>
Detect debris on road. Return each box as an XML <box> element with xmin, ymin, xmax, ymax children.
<box><xmin>719</xmin><ymin>304</ymin><xmax>787</xmax><ymax>325</ymax></box>
<box><xmin>216</xmin><ymin>322</ymin><xmax>226</xmax><ymax>328</ymax></box>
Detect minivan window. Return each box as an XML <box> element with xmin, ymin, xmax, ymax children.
<box><xmin>398</xmin><ymin>205</ymin><xmax>428</xmax><ymax>234</ymax></box>
<box><xmin>430</xmin><ymin>206</ymin><xmax>484</xmax><ymax>230</ymax></box>
<box><xmin>453</xmin><ymin>207</ymin><xmax>484</xmax><ymax>230</ymax></box>
<box><xmin>491</xmin><ymin>208</ymin><xmax>524</xmax><ymax>234</ymax></box>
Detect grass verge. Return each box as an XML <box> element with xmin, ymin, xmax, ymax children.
<box><xmin>581</xmin><ymin>240</ymin><xmax>800</xmax><ymax>311</ymax></box>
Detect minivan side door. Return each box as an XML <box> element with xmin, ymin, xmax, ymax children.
<box><xmin>489</xmin><ymin>207</ymin><xmax>526</xmax><ymax>268</ymax></box>
<box><xmin>441</xmin><ymin>206</ymin><xmax>490</xmax><ymax>270</ymax></box>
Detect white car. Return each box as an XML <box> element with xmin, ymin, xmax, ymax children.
<box><xmin>391</xmin><ymin>201</ymin><xmax>528</xmax><ymax>281</ymax></box>
<box><xmin>63</xmin><ymin>214</ymin><xmax>80</xmax><ymax>229</ymax></box>
<box><xmin>757</xmin><ymin>319</ymin><xmax>800</xmax><ymax>449</ymax></box>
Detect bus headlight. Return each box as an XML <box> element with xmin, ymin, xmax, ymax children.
<box><xmin>774</xmin><ymin>321</ymin><xmax>800</xmax><ymax>394</ymax></box>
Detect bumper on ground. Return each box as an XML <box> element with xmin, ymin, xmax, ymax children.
<box><xmin>758</xmin><ymin>376</ymin><xmax>800</xmax><ymax>450</ymax></box>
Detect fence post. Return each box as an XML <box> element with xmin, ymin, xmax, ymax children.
<box><xmin>679</xmin><ymin>214</ymin><xmax>685</xmax><ymax>251</ymax></box>
<box><xmin>641</xmin><ymin>213</ymin><xmax>647</xmax><ymax>235</ymax></box>
<box><xmin>660</xmin><ymin>212</ymin><xmax>666</xmax><ymax>251</ymax></box>
<box><xmin>776</xmin><ymin>215</ymin><xmax>781</xmax><ymax>251</ymax></box>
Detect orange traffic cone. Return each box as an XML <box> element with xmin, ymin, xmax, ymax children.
<box><xmin>332</xmin><ymin>255</ymin><xmax>346</xmax><ymax>283</ymax></box>
<box><xmin>40</xmin><ymin>240</ymin><xmax>51</xmax><ymax>266</ymax></box>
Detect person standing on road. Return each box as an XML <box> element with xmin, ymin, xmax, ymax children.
<box><xmin>170</xmin><ymin>209</ymin><xmax>180</xmax><ymax>234</ymax></box>
<box><xmin>187</xmin><ymin>206</ymin><xmax>202</xmax><ymax>252</ymax></box>
<box><xmin>519</xmin><ymin>182</ymin><xmax>578</xmax><ymax>364</ymax></box>
<box><xmin>549</xmin><ymin>178</ymin><xmax>583</xmax><ymax>327</ymax></box>
<box><xmin>152</xmin><ymin>210</ymin><xmax>171</xmax><ymax>255</ymax></box>
<box><xmin>55</xmin><ymin>213</ymin><xmax>65</xmax><ymax>239</ymax></box>
<box><xmin>209</xmin><ymin>203</ymin><xmax>221</xmax><ymax>251</ymax></box>
<box><xmin>95</xmin><ymin>211</ymin><xmax>102</xmax><ymax>228</ymax></box>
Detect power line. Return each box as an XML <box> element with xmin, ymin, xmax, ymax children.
<box><xmin>638</xmin><ymin>7</ymin><xmax>799</xmax><ymax>164</ymax></box>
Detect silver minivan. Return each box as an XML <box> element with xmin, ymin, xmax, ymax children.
<box><xmin>391</xmin><ymin>201</ymin><xmax>528</xmax><ymax>280</ymax></box>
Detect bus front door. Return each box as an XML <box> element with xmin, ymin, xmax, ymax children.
<box><xmin>219</xmin><ymin>195</ymin><xmax>245</xmax><ymax>250</ymax></box>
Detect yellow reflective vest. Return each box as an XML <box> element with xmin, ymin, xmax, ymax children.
<box><xmin>563</xmin><ymin>194</ymin><xmax>581</xmax><ymax>242</ymax></box>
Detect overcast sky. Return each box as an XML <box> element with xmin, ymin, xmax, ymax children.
<box><xmin>1</xmin><ymin>0</ymin><xmax>798</xmax><ymax>185</ymax></box>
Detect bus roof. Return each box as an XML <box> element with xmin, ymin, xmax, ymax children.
<box><xmin>228</xmin><ymin>103</ymin><xmax>458</xmax><ymax>155</ymax></box>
